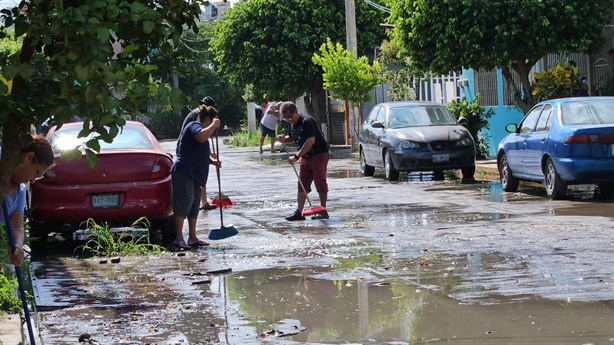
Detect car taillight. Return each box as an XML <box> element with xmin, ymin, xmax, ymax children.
<box><xmin>150</xmin><ymin>157</ymin><xmax>172</xmax><ymax>180</ymax></box>
<box><xmin>565</xmin><ymin>133</ymin><xmax>614</xmax><ymax>144</ymax></box>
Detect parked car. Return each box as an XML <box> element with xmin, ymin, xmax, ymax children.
<box><xmin>29</xmin><ymin>121</ymin><xmax>175</xmax><ymax>242</ymax></box>
<box><xmin>497</xmin><ymin>96</ymin><xmax>614</xmax><ymax>199</ymax></box>
<box><xmin>359</xmin><ymin>101</ymin><xmax>476</xmax><ymax>181</ymax></box>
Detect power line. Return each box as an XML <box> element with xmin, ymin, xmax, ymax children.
<box><xmin>363</xmin><ymin>0</ymin><xmax>390</xmax><ymax>13</ymax></box>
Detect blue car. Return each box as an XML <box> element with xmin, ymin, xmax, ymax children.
<box><xmin>497</xmin><ymin>96</ymin><xmax>614</xmax><ymax>199</ymax></box>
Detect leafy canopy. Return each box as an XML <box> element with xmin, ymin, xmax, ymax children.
<box><xmin>312</xmin><ymin>38</ymin><xmax>382</xmax><ymax>104</ymax></box>
<box><xmin>209</xmin><ymin>0</ymin><xmax>386</xmax><ymax>103</ymax></box>
<box><xmin>388</xmin><ymin>0</ymin><xmax>613</xmax><ymax>111</ymax></box>
<box><xmin>0</xmin><ymin>0</ymin><xmax>202</xmax><ymax>189</ymax></box>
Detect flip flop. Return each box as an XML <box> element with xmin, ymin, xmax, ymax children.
<box><xmin>170</xmin><ymin>241</ymin><xmax>190</xmax><ymax>251</ymax></box>
<box><xmin>189</xmin><ymin>240</ymin><xmax>210</xmax><ymax>248</ymax></box>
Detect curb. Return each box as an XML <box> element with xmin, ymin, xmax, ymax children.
<box><xmin>0</xmin><ymin>313</ymin><xmax>24</xmax><ymax>345</ymax></box>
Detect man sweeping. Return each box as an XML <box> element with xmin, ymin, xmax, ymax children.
<box><xmin>278</xmin><ymin>101</ymin><xmax>330</xmax><ymax>221</ymax></box>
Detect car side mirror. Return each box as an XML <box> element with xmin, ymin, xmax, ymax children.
<box><xmin>457</xmin><ymin>116</ymin><xmax>468</xmax><ymax>126</ymax></box>
<box><xmin>505</xmin><ymin>123</ymin><xmax>519</xmax><ymax>133</ymax></box>
<box><xmin>372</xmin><ymin>121</ymin><xmax>384</xmax><ymax>129</ymax></box>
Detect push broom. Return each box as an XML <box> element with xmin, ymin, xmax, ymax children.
<box><xmin>283</xmin><ymin>144</ymin><xmax>327</xmax><ymax>217</ymax></box>
<box><xmin>210</xmin><ymin>130</ymin><xmax>233</xmax><ymax>209</ymax></box>
<box><xmin>3</xmin><ymin>200</ymin><xmax>37</xmax><ymax>345</ymax></box>
<box><xmin>208</xmin><ymin>132</ymin><xmax>238</xmax><ymax>240</ymax></box>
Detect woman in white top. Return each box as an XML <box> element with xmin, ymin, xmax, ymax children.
<box><xmin>258</xmin><ymin>102</ymin><xmax>282</xmax><ymax>154</ymax></box>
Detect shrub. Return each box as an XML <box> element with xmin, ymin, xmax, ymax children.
<box><xmin>447</xmin><ymin>94</ymin><xmax>494</xmax><ymax>159</ymax></box>
<box><xmin>532</xmin><ymin>62</ymin><xmax>586</xmax><ymax>102</ymax></box>
<box><xmin>227</xmin><ymin>124</ymin><xmax>261</xmax><ymax>147</ymax></box>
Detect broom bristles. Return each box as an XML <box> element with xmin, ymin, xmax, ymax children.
<box><xmin>301</xmin><ymin>206</ymin><xmax>327</xmax><ymax>216</ymax></box>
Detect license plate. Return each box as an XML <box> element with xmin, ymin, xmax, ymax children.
<box><xmin>432</xmin><ymin>153</ymin><xmax>450</xmax><ymax>163</ymax></box>
<box><xmin>92</xmin><ymin>194</ymin><xmax>119</xmax><ymax>208</ymax></box>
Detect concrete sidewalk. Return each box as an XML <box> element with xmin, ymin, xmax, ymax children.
<box><xmin>0</xmin><ymin>313</ymin><xmax>23</xmax><ymax>345</ymax></box>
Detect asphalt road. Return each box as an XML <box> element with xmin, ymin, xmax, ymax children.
<box><xmin>23</xmin><ymin>139</ymin><xmax>614</xmax><ymax>344</ymax></box>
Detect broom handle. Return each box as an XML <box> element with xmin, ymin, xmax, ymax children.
<box><xmin>213</xmin><ymin>132</ymin><xmax>224</xmax><ymax>226</ymax></box>
<box><xmin>284</xmin><ymin>143</ymin><xmax>313</xmax><ymax>208</ymax></box>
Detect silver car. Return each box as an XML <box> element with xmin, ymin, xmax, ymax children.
<box><xmin>359</xmin><ymin>101</ymin><xmax>476</xmax><ymax>181</ymax></box>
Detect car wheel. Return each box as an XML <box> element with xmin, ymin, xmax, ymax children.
<box><xmin>498</xmin><ymin>154</ymin><xmax>519</xmax><ymax>192</ymax></box>
<box><xmin>160</xmin><ymin>216</ymin><xmax>177</xmax><ymax>244</ymax></box>
<box><xmin>544</xmin><ymin>158</ymin><xmax>567</xmax><ymax>199</ymax></box>
<box><xmin>433</xmin><ymin>170</ymin><xmax>445</xmax><ymax>180</ymax></box>
<box><xmin>596</xmin><ymin>183</ymin><xmax>614</xmax><ymax>200</ymax></box>
<box><xmin>461</xmin><ymin>165</ymin><xmax>476</xmax><ymax>181</ymax></box>
<box><xmin>360</xmin><ymin>148</ymin><xmax>374</xmax><ymax>177</ymax></box>
<box><xmin>384</xmin><ymin>150</ymin><xmax>400</xmax><ymax>181</ymax></box>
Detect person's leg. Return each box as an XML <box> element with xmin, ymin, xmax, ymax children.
<box><xmin>258</xmin><ymin>135</ymin><xmax>265</xmax><ymax>154</ymax></box>
<box><xmin>187</xmin><ymin>181</ymin><xmax>208</xmax><ymax>246</ymax></box>
<box><xmin>258</xmin><ymin>125</ymin><xmax>267</xmax><ymax>153</ymax></box>
<box><xmin>171</xmin><ymin>173</ymin><xmax>194</xmax><ymax>246</ymax></box>
<box><xmin>200</xmin><ymin>187</ymin><xmax>207</xmax><ymax>205</ymax></box>
<box><xmin>269</xmin><ymin>131</ymin><xmax>276</xmax><ymax>153</ymax></box>
<box><xmin>312</xmin><ymin>152</ymin><xmax>330</xmax><ymax>209</ymax></box>
<box><xmin>174</xmin><ymin>215</ymin><xmax>185</xmax><ymax>243</ymax></box>
<box><xmin>298</xmin><ymin>159</ymin><xmax>314</xmax><ymax>210</ymax></box>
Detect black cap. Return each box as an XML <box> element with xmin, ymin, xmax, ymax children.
<box><xmin>199</xmin><ymin>96</ymin><xmax>215</xmax><ymax>106</ymax></box>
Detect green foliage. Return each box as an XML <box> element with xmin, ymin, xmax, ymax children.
<box><xmin>388</xmin><ymin>0</ymin><xmax>614</xmax><ymax>111</ymax></box>
<box><xmin>76</xmin><ymin>218</ymin><xmax>164</xmax><ymax>258</ymax></box>
<box><xmin>312</xmin><ymin>38</ymin><xmax>382</xmax><ymax>104</ymax></box>
<box><xmin>0</xmin><ymin>273</ymin><xmax>21</xmax><ymax>315</ymax></box>
<box><xmin>0</xmin><ymin>225</ymin><xmax>22</xmax><ymax>315</ymax></box>
<box><xmin>0</xmin><ymin>0</ymin><xmax>203</xmax><ymax>193</ymax></box>
<box><xmin>209</xmin><ymin>0</ymin><xmax>386</xmax><ymax>103</ymax></box>
<box><xmin>226</xmin><ymin>125</ymin><xmax>261</xmax><ymax>147</ymax></box>
<box><xmin>447</xmin><ymin>95</ymin><xmax>494</xmax><ymax>159</ymax></box>
<box><xmin>531</xmin><ymin>63</ymin><xmax>584</xmax><ymax>102</ymax></box>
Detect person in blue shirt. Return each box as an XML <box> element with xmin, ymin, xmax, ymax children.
<box><xmin>171</xmin><ymin>106</ymin><xmax>221</xmax><ymax>250</ymax></box>
<box><xmin>179</xmin><ymin>96</ymin><xmax>218</xmax><ymax>211</ymax></box>
<box><xmin>2</xmin><ymin>135</ymin><xmax>54</xmax><ymax>266</ymax></box>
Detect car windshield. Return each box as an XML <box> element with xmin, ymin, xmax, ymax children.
<box><xmin>561</xmin><ymin>99</ymin><xmax>614</xmax><ymax>125</ymax></box>
<box><xmin>51</xmin><ymin>124</ymin><xmax>154</xmax><ymax>153</ymax></box>
<box><xmin>388</xmin><ymin>106</ymin><xmax>457</xmax><ymax>129</ymax></box>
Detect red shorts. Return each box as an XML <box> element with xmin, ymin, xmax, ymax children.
<box><xmin>298</xmin><ymin>152</ymin><xmax>330</xmax><ymax>194</ymax></box>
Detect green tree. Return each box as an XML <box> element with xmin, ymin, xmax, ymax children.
<box><xmin>388</xmin><ymin>0</ymin><xmax>613</xmax><ymax>112</ymax></box>
<box><xmin>312</xmin><ymin>38</ymin><xmax>381</xmax><ymax>146</ymax></box>
<box><xmin>149</xmin><ymin>22</ymin><xmax>245</xmax><ymax>138</ymax></box>
<box><xmin>209</xmin><ymin>0</ymin><xmax>386</xmax><ymax>122</ymax></box>
<box><xmin>0</xmin><ymin>0</ymin><xmax>203</xmax><ymax>193</ymax></box>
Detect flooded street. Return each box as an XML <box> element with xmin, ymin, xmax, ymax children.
<box><xmin>30</xmin><ymin>140</ymin><xmax>614</xmax><ymax>344</ymax></box>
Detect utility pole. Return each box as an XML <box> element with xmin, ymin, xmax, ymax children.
<box><xmin>345</xmin><ymin>0</ymin><xmax>357</xmax><ymax>147</ymax></box>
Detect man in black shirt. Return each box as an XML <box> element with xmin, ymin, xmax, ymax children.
<box><xmin>278</xmin><ymin>101</ymin><xmax>330</xmax><ymax>221</ymax></box>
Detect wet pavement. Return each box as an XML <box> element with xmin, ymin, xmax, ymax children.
<box><xmin>29</xmin><ymin>139</ymin><xmax>614</xmax><ymax>344</ymax></box>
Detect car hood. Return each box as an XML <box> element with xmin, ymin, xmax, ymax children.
<box><xmin>389</xmin><ymin>125</ymin><xmax>471</xmax><ymax>142</ymax></box>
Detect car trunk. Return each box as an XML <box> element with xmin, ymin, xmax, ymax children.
<box><xmin>569</xmin><ymin>125</ymin><xmax>614</xmax><ymax>159</ymax></box>
<box><xmin>45</xmin><ymin>151</ymin><xmax>170</xmax><ymax>185</ymax></box>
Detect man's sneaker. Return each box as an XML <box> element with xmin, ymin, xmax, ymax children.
<box><xmin>285</xmin><ymin>209</ymin><xmax>306</xmax><ymax>221</ymax></box>
<box><xmin>311</xmin><ymin>210</ymin><xmax>329</xmax><ymax>220</ymax></box>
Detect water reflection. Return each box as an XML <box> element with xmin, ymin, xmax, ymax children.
<box><xmin>220</xmin><ymin>267</ymin><xmax>614</xmax><ymax>344</ymax></box>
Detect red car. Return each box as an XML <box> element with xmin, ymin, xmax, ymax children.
<box><xmin>30</xmin><ymin>121</ymin><xmax>175</xmax><ymax>242</ymax></box>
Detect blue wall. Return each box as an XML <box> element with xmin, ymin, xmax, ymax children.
<box><xmin>461</xmin><ymin>69</ymin><xmax>525</xmax><ymax>158</ymax></box>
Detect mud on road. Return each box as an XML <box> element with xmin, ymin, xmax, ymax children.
<box><xmin>31</xmin><ymin>141</ymin><xmax>614</xmax><ymax>344</ymax></box>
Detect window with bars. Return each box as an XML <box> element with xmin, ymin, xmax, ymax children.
<box><xmin>474</xmin><ymin>69</ymin><xmax>498</xmax><ymax>106</ymax></box>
